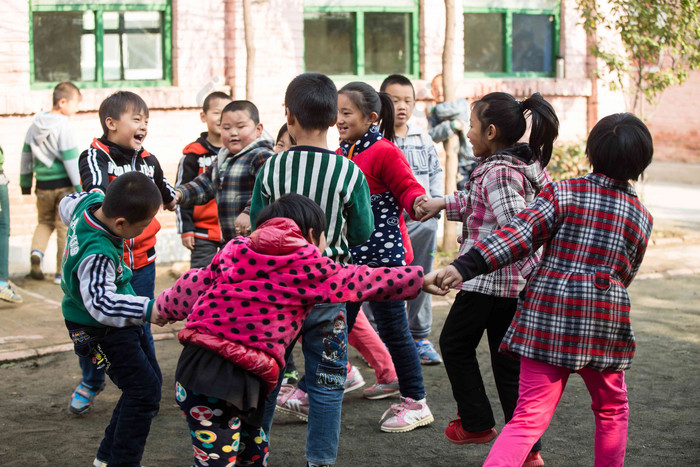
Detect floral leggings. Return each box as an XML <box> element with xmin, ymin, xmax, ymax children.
<box><xmin>176</xmin><ymin>382</ymin><xmax>269</xmax><ymax>467</ymax></box>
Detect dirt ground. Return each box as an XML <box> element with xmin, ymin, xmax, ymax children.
<box><xmin>0</xmin><ymin>273</ymin><xmax>698</xmax><ymax>467</ymax></box>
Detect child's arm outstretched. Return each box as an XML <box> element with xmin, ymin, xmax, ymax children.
<box><xmin>174</xmin><ymin>165</ymin><xmax>217</xmax><ymax>208</ymax></box>
<box><xmin>155</xmin><ymin>252</ymin><xmax>221</xmax><ymax>321</ymax></box>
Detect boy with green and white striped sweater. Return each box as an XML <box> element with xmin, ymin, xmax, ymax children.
<box><xmin>250</xmin><ymin>73</ymin><xmax>373</xmax><ymax>467</ymax></box>
<box><xmin>21</xmin><ymin>81</ymin><xmax>82</xmax><ymax>283</ymax></box>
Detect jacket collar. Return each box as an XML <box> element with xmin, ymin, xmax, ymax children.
<box><xmin>585</xmin><ymin>173</ymin><xmax>638</xmax><ymax>196</ymax></box>
<box><xmin>217</xmin><ymin>136</ymin><xmax>273</xmax><ymax>166</ymax></box>
<box><xmin>93</xmin><ymin>137</ymin><xmax>148</xmax><ymax>161</ymax></box>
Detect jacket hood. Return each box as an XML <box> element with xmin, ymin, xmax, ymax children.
<box><xmin>26</xmin><ymin>113</ymin><xmax>68</xmax><ymax>167</ymax></box>
<box><xmin>249</xmin><ymin>218</ymin><xmax>309</xmax><ymax>255</ymax></box>
<box><xmin>473</xmin><ymin>143</ymin><xmax>550</xmax><ymax>192</ymax></box>
<box><xmin>217</xmin><ymin>136</ymin><xmax>274</xmax><ymax>166</ymax></box>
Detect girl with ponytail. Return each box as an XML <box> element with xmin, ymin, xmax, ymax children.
<box><xmin>419</xmin><ymin>91</ymin><xmax>559</xmax><ymax>466</ymax></box>
<box><xmin>336</xmin><ymin>81</ymin><xmax>435</xmax><ymax>433</ymax></box>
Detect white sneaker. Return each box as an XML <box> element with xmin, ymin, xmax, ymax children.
<box><xmin>379</xmin><ymin>397</ymin><xmax>434</xmax><ymax>433</ymax></box>
<box><xmin>344</xmin><ymin>365</ymin><xmax>366</xmax><ymax>393</ymax></box>
<box><xmin>93</xmin><ymin>459</ymin><xmax>108</xmax><ymax>467</ymax></box>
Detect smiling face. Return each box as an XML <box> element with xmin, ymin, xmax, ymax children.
<box><xmin>220</xmin><ymin>109</ymin><xmax>263</xmax><ymax>155</ymax></box>
<box><xmin>384</xmin><ymin>83</ymin><xmax>415</xmax><ymax>129</ymax></box>
<box><xmin>106</xmin><ymin>108</ymin><xmax>148</xmax><ymax>150</ymax></box>
<box><xmin>337</xmin><ymin>93</ymin><xmax>375</xmax><ymax>145</ymax></box>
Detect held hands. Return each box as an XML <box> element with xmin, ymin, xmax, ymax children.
<box><xmin>235</xmin><ymin>213</ymin><xmax>251</xmax><ymax>237</ymax></box>
<box><xmin>417</xmin><ymin>197</ymin><xmax>446</xmax><ymax>222</ymax></box>
<box><xmin>165</xmin><ymin>190</ymin><xmax>182</xmax><ymax>211</ymax></box>
<box><xmin>435</xmin><ymin>265</ymin><xmax>464</xmax><ymax>291</ymax></box>
<box><xmin>422</xmin><ymin>270</ymin><xmax>449</xmax><ymax>296</ymax></box>
<box><xmin>181</xmin><ymin>236</ymin><xmax>195</xmax><ymax>251</ymax></box>
<box><xmin>149</xmin><ymin>307</ymin><xmax>170</xmax><ymax>327</ymax></box>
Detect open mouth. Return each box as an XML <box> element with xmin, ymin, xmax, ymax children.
<box><xmin>134</xmin><ymin>134</ymin><xmax>145</xmax><ymax>143</ymax></box>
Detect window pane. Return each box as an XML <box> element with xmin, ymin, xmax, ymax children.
<box><xmin>33</xmin><ymin>11</ymin><xmax>96</xmax><ymax>82</ymax></box>
<box><xmin>512</xmin><ymin>14</ymin><xmax>553</xmax><ymax>73</ymax></box>
<box><xmin>124</xmin><ymin>31</ymin><xmax>163</xmax><ymax>80</ymax></box>
<box><xmin>365</xmin><ymin>13</ymin><xmax>411</xmax><ymax>75</ymax></box>
<box><xmin>124</xmin><ymin>11</ymin><xmax>160</xmax><ymax>29</ymax></box>
<box><xmin>464</xmin><ymin>13</ymin><xmax>503</xmax><ymax>73</ymax></box>
<box><xmin>304</xmin><ymin>12</ymin><xmax>355</xmax><ymax>75</ymax></box>
<box><xmin>103</xmin><ymin>11</ymin><xmax>119</xmax><ymax>30</ymax></box>
<box><xmin>104</xmin><ymin>11</ymin><xmax>164</xmax><ymax>81</ymax></box>
<box><xmin>104</xmin><ymin>33</ymin><xmax>121</xmax><ymax>80</ymax></box>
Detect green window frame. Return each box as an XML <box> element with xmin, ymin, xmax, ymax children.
<box><xmin>29</xmin><ymin>0</ymin><xmax>172</xmax><ymax>89</ymax></box>
<box><xmin>303</xmin><ymin>1</ymin><xmax>420</xmax><ymax>80</ymax></box>
<box><xmin>463</xmin><ymin>2</ymin><xmax>560</xmax><ymax>78</ymax></box>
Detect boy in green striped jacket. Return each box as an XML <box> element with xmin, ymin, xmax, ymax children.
<box><xmin>250</xmin><ymin>73</ymin><xmax>373</xmax><ymax>467</ymax></box>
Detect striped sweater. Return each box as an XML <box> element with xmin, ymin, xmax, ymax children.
<box><xmin>249</xmin><ymin>146</ymin><xmax>374</xmax><ymax>264</ymax></box>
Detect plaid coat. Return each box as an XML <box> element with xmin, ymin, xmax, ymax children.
<box><xmin>473</xmin><ymin>173</ymin><xmax>653</xmax><ymax>371</ymax></box>
<box><xmin>445</xmin><ymin>144</ymin><xmax>551</xmax><ymax>297</ymax></box>
<box><xmin>177</xmin><ymin>137</ymin><xmax>273</xmax><ymax>242</ymax></box>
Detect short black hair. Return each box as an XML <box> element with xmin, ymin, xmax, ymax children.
<box><xmin>255</xmin><ymin>193</ymin><xmax>326</xmax><ymax>243</ymax></box>
<box><xmin>203</xmin><ymin>91</ymin><xmax>231</xmax><ymax>113</ymax></box>
<box><xmin>99</xmin><ymin>91</ymin><xmax>149</xmax><ymax>136</ymax></box>
<box><xmin>53</xmin><ymin>81</ymin><xmax>81</xmax><ymax>107</ymax></box>
<box><xmin>380</xmin><ymin>74</ymin><xmax>415</xmax><ymax>98</ymax></box>
<box><xmin>102</xmin><ymin>172</ymin><xmax>162</xmax><ymax>224</ymax></box>
<box><xmin>285</xmin><ymin>73</ymin><xmax>338</xmax><ymax>131</ymax></box>
<box><xmin>222</xmin><ymin>100</ymin><xmax>260</xmax><ymax>125</ymax></box>
<box><xmin>586</xmin><ymin>113</ymin><xmax>653</xmax><ymax>181</ymax></box>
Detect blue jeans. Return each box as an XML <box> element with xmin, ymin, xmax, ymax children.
<box><xmin>262</xmin><ymin>302</ymin><xmax>347</xmax><ymax>465</ymax></box>
<box><xmin>0</xmin><ymin>181</ymin><xmax>10</xmax><ymax>280</ymax></box>
<box><xmin>347</xmin><ymin>300</ymin><xmax>425</xmax><ymax>400</ymax></box>
<box><xmin>68</xmin><ymin>322</ymin><xmax>162</xmax><ymax>466</ymax></box>
<box><xmin>78</xmin><ymin>262</ymin><xmax>157</xmax><ymax>388</ymax></box>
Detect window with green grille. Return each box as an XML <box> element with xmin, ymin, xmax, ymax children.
<box><xmin>30</xmin><ymin>0</ymin><xmax>172</xmax><ymax>88</ymax></box>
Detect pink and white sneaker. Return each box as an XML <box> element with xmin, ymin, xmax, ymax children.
<box><xmin>275</xmin><ymin>384</ymin><xmax>309</xmax><ymax>421</ymax></box>
<box><xmin>379</xmin><ymin>396</ymin><xmax>434</xmax><ymax>432</ymax></box>
<box><xmin>363</xmin><ymin>378</ymin><xmax>400</xmax><ymax>400</ymax></box>
<box><xmin>344</xmin><ymin>365</ymin><xmax>366</xmax><ymax>393</ymax></box>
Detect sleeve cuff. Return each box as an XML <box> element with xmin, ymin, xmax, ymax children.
<box><xmin>145</xmin><ymin>299</ymin><xmax>154</xmax><ymax>322</ymax></box>
<box><xmin>181</xmin><ymin>232</ymin><xmax>195</xmax><ymax>238</ymax></box>
<box><xmin>21</xmin><ymin>187</ymin><xmax>31</xmax><ymax>195</ymax></box>
<box><xmin>451</xmin><ymin>248</ymin><xmax>489</xmax><ymax>281</ymax></box>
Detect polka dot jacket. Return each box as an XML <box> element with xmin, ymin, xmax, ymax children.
<box><xmin>156</xmin><ymin>217</ymin><xmax>425</xmax><ymax>392</ymax></box>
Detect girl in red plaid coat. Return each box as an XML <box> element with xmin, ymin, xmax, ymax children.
<box><xmin>436</xmin><ymin>113</ymin><xmax>654</xmax><ymax>467</ymax></box>
<box><xmin>418</xmin><ymin>91</ymin><xmax>558</xmax><ymax>466</ymax></box>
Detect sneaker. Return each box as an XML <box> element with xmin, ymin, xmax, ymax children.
<box><xmin>415</xmin><ymin>338</ymin><xmax>442</xmax><ymax>365</ymax></box>
<box><xmin>54</xmin><ymin>273</ymin><xmax>62</xmax><ymax>285</ymax></box>
<box><xmin>379</xmin><ymin>397</ymin><xmax>434</xmax><ymax>433</ymax></box>
<box><xmin>275</xmin><ymin>384</ymin><xmax>309</xmax><ymax>421</ymax></box>
<box><xmin>344</xmin><ymin>365</ymin><xmax>366</xmax><ymax>393</ymax></box>
<box><xmin>363</xmin><ymin>378</ymin><xmax>400</xmax><ymax>400</ymax></box>
<box><xmin>281</xmin><ymin>368</ymin><xmax>299</xmax><ymax>385</ymax></box>
<box><xmin>30</xmin><ymin>251</ymin><xmax>44</xmax><ymax>280</ymax></box>
<box><xmin>444</xmin><ymin>418</ymin><xmax>497</xmax><ymax>444</ymax></box>
<box><xmin>523</xmin><ymin>451</ymin><xmax>545</xmax><ymax>467</ymax></box>
<box><xmin>93</xmin><ymin>459</ymin><xmax>108</xmax><ymax>467</ymax></box>
<box><xmin>69</xmin><ymin>381</ymin><xmax>106</xmax><ymax>415</ymax></box>
<box><xmin>0</xmin><ymin>282</ymin><xmax>23</xmax><ymax>304</ymax></box>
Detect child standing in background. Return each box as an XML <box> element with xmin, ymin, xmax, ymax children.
<box><xmin>336</xmin><ymin>81</ymin><xmax>433</xmax><ymax>433</ymax></box>
<box><xmin>380</xmin><ymin>74</ymin><xmax>444</xmax><ymax>366</ymax></box>
<box><xmin>0</xmin><ymin>145</ymin><xmax>22</xmax><ymax>303</ymax></box>
<box><xmin>157</xmin><ymin>193</ymin><xmax>442</xmax><ymax>467</ymax></box>
<box><xmin>176</xmin><ymin>91</ymin><xmax>232</xmax><ymax>268</ymax></box>
<box><xmin>435</xmin><ymin>113</ymin><xmax>654</xmax><ymax>467</ymax></box>
<box><xmin>419</xmin><ymin>91</ymin><xmax>559</xmax><ymax>467</ymax></box>
<box><xmin>21</xmin><ymin>81</ymin><xmax>82</xmax><ymax>284</ymax></box>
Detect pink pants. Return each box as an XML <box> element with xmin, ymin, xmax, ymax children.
<box><xmin>484</xmin><ymin>357</ymin><xmax>628</xmax><ymax>467</ymax></box>
<box><xmin>348</xmin><ymin>310</ymin><xmax>397</xmax><ymax>384</ymax></box>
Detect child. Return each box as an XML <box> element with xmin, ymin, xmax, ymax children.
<box><xmin>336</xmin><ymin>81</ymin><xmax>433</xmax><ymax>433</ymax></box>
<box><xmin>156</xmin><ymin>193</ymin><xmax>443</xmax><ymax>467</ymax></box>
<box><xmin>74</xmin><ymin>90</ymin><xmax>176</xmax><ymax>415</ymax></box>
<box><xmin>418</xmin><ymin>91</ymin><xmax>559</xmax><ymax>466</ymax></box>
<box><xmin>274</xmin><ymin>123</ymin><xmax>296</xmax><ymax>153</ymax></box>
<box><xmin>249</xmin><ymin>72</ymin><xmax>374</xmax><ymax>467</ymax></box>
<box><xmin>0</xmin><ymin>145</ymin><xmax>22</xmax><ymax>303</ymax></box>
<box><xmin>59</xmin><ymin>172</ymin><xmax>170</xmax><ymax>467</ymax></box>
<box><xmin>380</xmin><ymin>74</ymin><xmax>444</xmax><ymax>365</ymax></box>
<box><xmin>174</xmin><ymin>100</ymin><xmax>273</xmax><ymax>240</ymax></box>
<box><xmin>20</xmin><ymin>81</ymin><xmax>82</xmax><ymax>284</ymax></box>
<box><xmin>176</xmin><ymin>91</ymin><xmax>232</xmax><ymax>268</ymax></box>
<box><xmin>435</xmin><ymin>113</ymin><xmax>654</xmax><ymax>467</ymax></box>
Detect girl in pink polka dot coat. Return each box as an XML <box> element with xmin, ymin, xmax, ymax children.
<box><xmin>156</xmin><ymin>194</ymin><xmax>443</xmax><ymax>467</ymax></box>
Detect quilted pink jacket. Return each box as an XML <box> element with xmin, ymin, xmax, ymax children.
<box><xmin>156</xmin><ymin>217</ymin><xmax>424</xmax><ymax>393</ymax></box>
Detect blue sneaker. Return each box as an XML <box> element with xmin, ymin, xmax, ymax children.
<box><xmin>70</xmin><ymin>381</ymin><xmax>105</xmax><ymax>415</ymax></box>
<box><xmin>415</xmin><ymin>339</ymin><xmax>442</xmax><ymax>365</ymax></box>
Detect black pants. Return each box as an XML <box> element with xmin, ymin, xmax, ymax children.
<box><xmin>439</xmin><ymin>291</ymin><xmax>542</xmax><ymax>451</ymax></box>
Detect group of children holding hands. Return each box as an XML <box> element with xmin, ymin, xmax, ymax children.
<box><xmin>18</xmin><ymin>69</ymin><xmax>653</xmax><ymax>467</ymax></box>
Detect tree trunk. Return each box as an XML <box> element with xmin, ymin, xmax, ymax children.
<box><xmin>242</xmin><ymin>0</ymin><xmax>255</xmax><ymax>100</ymax></box>
<box><xmin>442</xmin><ymin>0</ymin><xmax>459</xmax><ymax>251</ymax></box>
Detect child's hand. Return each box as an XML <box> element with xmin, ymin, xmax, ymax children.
<box><xmin>422</xmin><ymin>270</ymin><xmax>449</xmax><ymax>296</ymax></box>
<box><xmin>436</xmin><ymin>265</ymin><xmax>464</xmax><ymax>290</ymax></box>
<box><xmin>149</xmin><ymin>307</ymin><xmax>170</xmax><ymax>327</ymax></box>
<box><xmin>235</xmin><ymin>213</ymin><xmax>251</xmax><ymax>236</ymax></box>
<box><xmin>418</xmin><ymin>198</ymin><xmax>446</xmax><ymax>222</ymax></box>
<box><xmin>181</xmin><ymin>236</ymin><xmax>195</xmax><ymax>251</ymax></box>
<box><xmin>164</xmin><ymin>196</ymin><xmax>178</xmax><ymax>211</ymax></box>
